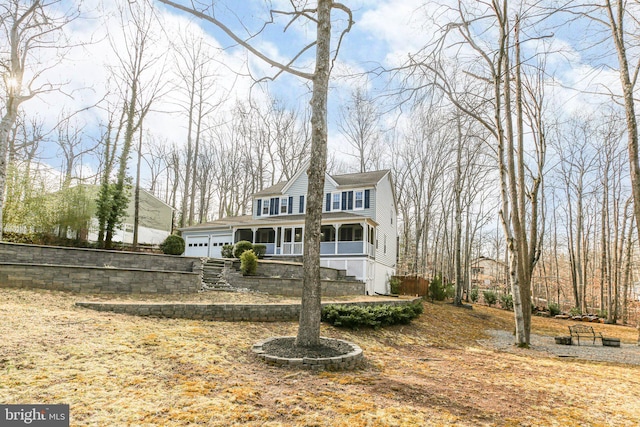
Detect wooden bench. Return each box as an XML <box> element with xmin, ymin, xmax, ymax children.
<box><xmin>569</xmin><ymin>324</ymin><xmax>603</xmax><ymax>345</ymax></box>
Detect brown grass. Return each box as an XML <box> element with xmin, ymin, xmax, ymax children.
<box><xmin>1</xmin><ymin>288</ymin><xmax>639</xmax><ymax>426</ymax></box>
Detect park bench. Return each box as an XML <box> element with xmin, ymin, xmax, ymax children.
<box><xmin>569</xmin><ymin>324</ymin><xmax>603</xmax><ymax>345</ymax></box>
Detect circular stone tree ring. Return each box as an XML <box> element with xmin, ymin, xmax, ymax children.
<box><xmin>252</xmin><ymin>336</ymin><xmax>364</xmax><ymax>371</ymax></box>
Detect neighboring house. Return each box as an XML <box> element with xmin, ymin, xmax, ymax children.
<box><xmin>470</xmin><ymin>256</ymin><xmax>507</xmax><ymax>290</ymax></box>
<box><xmin>86</xmin><ymin>186</ymin><xmax>174</xmax><ymax>245</ymax></box>
<box><xmin>180</xmin><ymin>164</ymin><xmax>398</xmax><ymax>295</ymax></box>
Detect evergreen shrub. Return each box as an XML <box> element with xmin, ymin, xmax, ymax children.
<box><xmin>470</xmin><ymin>287</ymin><xmax>479</xmax><ymax>303</ymax></box>
<box><xmin>499</xmin><ymin>294</ymin><xmax>514</xmax><ymax>311</ymax></box>
<box><xmin>233</xmin><ymin>240</ymin><xmax>253</xmax><ymax>258</ymax></box>
<box><xmin>221</xmin><ymin>244</ymin><xmax>234</xmax><ymax>258</ymax></box>
<box><xmin>252</xmin><ymin>244</ymin><xmax>267</xmax><ymax>258</ymax></box>
<box><xmin>389</xmin><ymin>276</ymin><xmax>402</xmax><ymax>294</ymax></box>
<box><xmin>548</xmin><ymin>303</ymin><xmax>561</xmax><ymax>316</ymax></box>
<box><xmin>160</xmin><ymin>234</ymin><xmax>185</xmax><ymax>255</ymax></box>
<box><xmin>321</xmin><ymin>301</ymin><xmax>424</xmax><ymax>330</ymax></box>
<box><xmin>240</xmin><ymin>250</ymin><xmax>258</xmax><ymax>275</ymax></box>
<box><xmin>483</xmin><ymin>290</ymin><xmax>498</xmax><ymax>307</ymax></box>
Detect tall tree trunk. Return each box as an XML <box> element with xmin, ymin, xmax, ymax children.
<box><xmin>133</xmin><ymin>123</ymin><xmax>144</xmax><ymax>249</ymax></box>
<box><xmin>605</xmin><ymin>1</ymin><xmax>640</xmax><ymax>262</ymax></box>
<box><xmin>296</xmin><ymin>0</ymin><xmax>331</xmax><ymax>348</ymax></box>
<box><xmin>453</xmin><ymin>114</ymin><xmax>463</xmax><ymax>306</ymax></box>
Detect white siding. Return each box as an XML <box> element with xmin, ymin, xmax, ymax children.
<box><xmin>374</xmin><ymin>262</ymin><xmax>395</xmax><ymax>295</ymax></box>
<box><xmin>287</xmin><ymin>172</ymin><xmax>309</xmax><ymax>214</ymax></box>
<box><xmin>373</xmin><ymin>174</ymin><xmax>397</xmax><ymax>269</ymax></box>
<box><xmin>320</xmin><ymin>257</ymin><xmax>373</xmax><ymax>295</ymax></box>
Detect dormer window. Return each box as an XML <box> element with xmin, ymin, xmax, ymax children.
<box><xmin>262</xmin><ymin>199</ymin><xmax>270</xmax><ymax>216</ymax></box>
<box><xmin>280</xmin><ymin>197</ymin><xmax>288</xmax><ymax>214</ymax></box>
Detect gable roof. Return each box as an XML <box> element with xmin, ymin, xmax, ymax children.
<box><xmin>252</xmin><ymin>181</ymin><xmax>287</xmax><ymax>197</ymax></box>
<box><xmin>252</xmin><ymin>168</ymin><xmax>391</xmax><ymax>197</ymax></box>
<box><xmin>332</xmin><ymin>170</ymin><xmax>390</xmax><ymax>188</ymax></box>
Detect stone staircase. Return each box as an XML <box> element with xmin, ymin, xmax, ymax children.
<box><xmin>200</xmin><ymin>258</ymin><xmax>235</xmax><ymax>291</ymax></box>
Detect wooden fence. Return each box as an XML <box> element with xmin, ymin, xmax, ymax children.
<box><xmin>394</xmin><ymin>275</ymin><xmax>430</xmax><ymax>297</ymax></box>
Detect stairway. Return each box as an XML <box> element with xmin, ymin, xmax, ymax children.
<box><xmin>200</xmin><ymin>258</ymin><xmax>235</xmax><ymax>291</ymax></box>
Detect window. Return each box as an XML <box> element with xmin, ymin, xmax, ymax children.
<box><xmin>262</xmin><ymin>199</ymin><xmax>270</xmax><ymax>216</ymax></box>
<box><xmin>280</xmin><ymin>197</ymin><xmax>288</xmax><ymax>214</ymax></box>
<box><xmin>332</xmin><ymin>193</ymin><xmax>341</xmax><ymax>210</ymax></box>
<box><xmin>355</xmin><ymin>191</ymin><xmax>364</xmax><ymax>209</ymax></box>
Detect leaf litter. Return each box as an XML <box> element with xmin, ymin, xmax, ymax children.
<box><xmin>1</xmin><ymin>287</ymin><xmax>639</xmax><ymax>426</ymax></box>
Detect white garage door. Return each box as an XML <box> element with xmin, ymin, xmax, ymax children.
<box><xmin>185</xmin><ymin>235</ymin><xmax>209</xmax><ymax>257</ymax></box>
<box><xmin>209</xmin><ymin>235</ymin><xmax>233</xmax><ymax>259</ymax></box>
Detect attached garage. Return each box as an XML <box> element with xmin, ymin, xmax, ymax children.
<box><xmin>208</xmin><ymin>234</ymin><xmax>233</xmax><ymax>258</ymax></box>
<box><xmin>183</xmin><ymin>231</ymin><xmax>234</xmax><ymax>258</ymax></box>
<box><xmin>184</xmin><ymin>235</ymin><xmax>209</xmax><ymax>257</ymax></box>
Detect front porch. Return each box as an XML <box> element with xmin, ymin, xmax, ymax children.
<box><xmin>234</xmin><ymin>222</ymin><xmax>375</xmax><ymax>258</ymax></box>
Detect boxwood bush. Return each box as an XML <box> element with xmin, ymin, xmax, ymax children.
<box><xmin>221</xmin><ymin>244</ymin><xmax>234</xmax><ymax>258</ymax></box>
<box><xmin>252</xmin><ymin>244</ymin><xmax>267</xmax><ymax>258</ymax></box>
<box><xmin>233</xmin><ymin>240</ymin><xmax>254</xmax><ymax>258</ymax></box>
<box><xmin>160</xmin><ymin>234</ymin><xmax>185</xmax><ymax>255</ymax></box>
<box><xmin>240</xmin><ymin>250</ymin><xmax>258</xmax><ymax>275</ymax></box>
<box><xmin>321</xmin><ymin>301</ymin><xmax>424</xmax><ymax>330</ymax></box>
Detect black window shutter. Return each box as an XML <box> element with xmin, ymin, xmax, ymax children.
<box><xmin>288</xmin><ymin>196</ymin><xmax>293</xmax><ymax>214</ymax></box>
<box><xmin>348</xmin><ymin>191</ymin><xmax>353</xmax><ymax>210</ymax></box>
<box><xmin>274</xmin><ymin>197</ymin><xmax>280</xmax><ymax>215</ymax></box>
<box><xmin>325</xmin><ymin>193</ymin><xmax>331</xmax><ymax>211</ymax></box>
<box><xmin>364</xmin><ymin>189</ymin><xmax>370</xmax><ymax>209</ymax></box>
<box><xmin>299</xmin><ymin>195</ymin><xmax>305</xmax><ymax>213</ymax></box>
<box><xmin>341</xmin><ymin>192</ymin><xmax>347</xmax><ymax>210</ymax></box>
<box><xmin>257</xmin><ymin>199</ymin><xmax>262</xmax><ymax>216</ymax></box>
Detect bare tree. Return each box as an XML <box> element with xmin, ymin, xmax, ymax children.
<box><xmin>156</xmin><ymin>0</ymin><xmax>353</xmax><ymax>348</ymax></box>
<box><xmin>96</xmin><ymin>0</ymin><xmax>166</xmax><ymax>249</ymax></box>
<box><xmin>338</xmin><ymin>86</ymin><xmax>384</xmax><ymax>173</ymax></box>
<box><xmin>401</xmin><ymin>1</ymin><xmax>549</xmax><ymax>345</ymax></box>
<box><xmin>169</xmin><ymin>27</ymin><xmax>220</xmax><ymax>227</ymax></box>
<box><xmin>0</xmin><ymin>0</ymin><xmax>80</xmax><ymax>239</ymax></box>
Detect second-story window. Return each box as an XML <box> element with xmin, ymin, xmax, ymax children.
<box><xmin>355</xmin><ymin>191</ymin><xmax>364</xmax><ymax>209</ymax></box>
<box><xmin>332</xmin><ymin>193</ymin><xmax>341</xmax><ymax>210</ymax></box>
<box><xmin>262</xmin><ymin>199</ymin><xmax>270</xmax><ymax>216</ymax></box>
<box><xmin>280</xmin><ymin>197</ymin><xmax>288</xmax><ymax>214</ymax></box>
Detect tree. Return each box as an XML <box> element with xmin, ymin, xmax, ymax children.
<box><xmin>96</xmin><ymin>0</ymin><xmax>165</xmax><ymax>249</ymax></box>
<box><xmin>338</xmin><ymin>86</ymin><xmax>384</xmax><ymax>173</ymax></box>
<box><xmin>170</xmin><ymin>27</ymin><xmax>220</xmax><ymax>227</ymax></box>
<box><xmin>600</xmin><ymin>1</ymin><xmax>640</xmax><ymax>254</ymax></box>
<box><xmin>157</xmin><ymin>0</ymin><xmax>353</xmax><ymax>348</ymax></box>
<box><xmin>401</xmin><ymin>1</ymin><xmax>548</xmax><ymax>345</ymax></box>
<box><xmin>0</xmin><ymin>0</ymin><xmax>80</xmax><ymax>240</ymax></box>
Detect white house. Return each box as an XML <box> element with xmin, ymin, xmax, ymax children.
<box><xmin>180</xmin><ymin>165</ymin><xmax>398</xmax><ymax>295</ymax></box>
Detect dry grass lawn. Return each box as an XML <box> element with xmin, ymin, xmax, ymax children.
<box><xmin>1</xmin><ymin>288</ymin><xmax>639</xmax><ymax>426</ymax></box>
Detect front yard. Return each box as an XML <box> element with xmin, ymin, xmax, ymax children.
<box><xmin>1</xmin><ymin>288</ymin><xmax>639</xmax><ymax>426</ymax></box>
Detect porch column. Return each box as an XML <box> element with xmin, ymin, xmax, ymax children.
<box><xmin>251</xmin><ymin>227</ymin><xmax>257</xmax><ymax>244</ymax></box>
<box><xmin>334</xmin><ymin>224</ymin><xmax>340</xmax><ymax>255</ymax></box>
<box><xmin>272</xmin><ymin>227</ymin><xmax>278</xmax><ymax>255</ymax></box>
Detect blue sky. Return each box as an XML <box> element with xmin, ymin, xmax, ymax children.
<box><xmin>11</xmin><ymin>0</ymin><xmax>626</xmax><ymax>183</ymax></box>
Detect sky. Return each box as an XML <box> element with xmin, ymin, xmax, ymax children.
<box><xmin>6</xmin><ymin>0</ymin><xmax>629</xmax><ymax>185</ymax></box>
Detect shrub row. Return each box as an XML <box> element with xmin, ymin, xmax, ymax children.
<box><xmin>221</xmin><ymin>241</ymin><xmax>266</xmax><ymax>259</ymax></box>
<box><xmin>321</xmin><ymin>301</ymin><xmax>424</xmax><ymax>330</ymax></box>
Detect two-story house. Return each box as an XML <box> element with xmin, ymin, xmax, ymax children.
<box><xmin>180</xmin><ymin>164</ymin><xmax>397</xmax><ymax>295</ymax></box>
